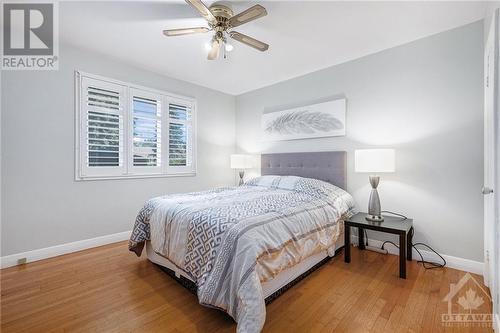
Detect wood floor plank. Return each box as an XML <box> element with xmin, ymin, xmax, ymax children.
<box><xmin>1</xmin><ymin>242</ymin><xmax>494</xmax><ymax>333</ymax></box>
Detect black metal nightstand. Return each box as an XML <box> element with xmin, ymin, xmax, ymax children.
<box><xmin>344</xmin><ymin>212</ymin><xmax>414</xmax><ymax>279</ymax></box>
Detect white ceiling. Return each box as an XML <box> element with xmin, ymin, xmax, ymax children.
<box><xmin>60</xmin><ymin>1</ymin><xmax>488</xmax><ymax>95</ymax></box>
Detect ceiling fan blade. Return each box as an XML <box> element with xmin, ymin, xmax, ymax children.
<box><xmin>207</xmin><ymin>39</ymin><xmax>220</xmax><ymax>60</ymax></box>
<box><xmin>229</xmin><ymin>31</ymin><xmax>269</xmax><ymax>51</ymax></box>
<box><xmin>185</xmin><ymin>0</ymin><xmax>217</xmax><ymax>25</ymax></box>
<box><xmin>163</xmin><ymin>27</ymin><xmax>209</xmax><ymax>37</ymax></box>
<box><xmin>228</xmin><ymin>5</ymin><xmax>267</xmax><ymax>28</ymax></box>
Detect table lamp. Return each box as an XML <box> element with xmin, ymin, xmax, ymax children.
<box><xmin>231</xmin><ymin>154</ymin><xmax>254</xmax><ymax>185</ymax></box>
<box><xmin>354</xmin><ymin>149</ymin><xmax>395</xmax><ymax>222</ymax></box>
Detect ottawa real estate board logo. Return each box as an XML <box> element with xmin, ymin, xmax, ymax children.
<box><xmin>442</xmin><ymin>273</ymin><xmax>492</xmax><ymax>328</ymax></box>
<box><xmin>2</xmin><ymin>2</ymin><xmax>59</xmax><ymax>70</ymax></box>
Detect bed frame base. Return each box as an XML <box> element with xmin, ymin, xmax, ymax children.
<box><xmin>147</xmin><ymin>239</ymin><xmax>344</xmax><ymax>305</ymax></box>
<box><xmin>155</xmin><ymin>246</ymin><xmax>344</xmax><ymax>306</ymax></box>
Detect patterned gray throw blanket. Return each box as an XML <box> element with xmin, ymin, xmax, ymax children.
<box><xmin>129</xmin><ymin>176</ymin><xmax>354</xmax><ymax>333</ymax></box>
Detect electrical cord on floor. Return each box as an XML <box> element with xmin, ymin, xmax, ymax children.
<box><xmin>362</xmin><ymin>212</ymin><xmax>446</xmax><ymax>269</ymax></box>
<box><xmin>380</xmin><ymin>228</ymin><xmax>446</xmax><ymax>269</ymax></box>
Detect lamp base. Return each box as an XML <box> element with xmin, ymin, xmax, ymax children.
<box><xmin>365</xmin><ymin>214</ymin><xmax>384</xmax><ymax>222</ymax></box>
<box><xmin>367</xmin><ymin>175</ymin><xmax>383</xmax><ymax>222</ymax></box>
<box><xmin>238</xmin><ymin>171</ymin><xmax>245</xmax><ymax>186</ymax></box>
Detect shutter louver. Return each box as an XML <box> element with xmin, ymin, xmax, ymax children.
<box><xmin>169</xmin><ymin>103</ymin><xmax>189</xmax><ymax>120</ymax></box>
<box><xmin>85</xmin><ymin>86</ymin><xmax>123</xmax><ymax>168</ymax></box>
<box><xmin>132</xmin><ymin>96</ymin><xmax>161</xmax><ymax>167</ymax></box>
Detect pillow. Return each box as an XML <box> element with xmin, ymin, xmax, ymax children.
<box><xmin>244</xmin><ymin>175</ymin><xmax>301</xmax><ymax>190</ymax></box>
<box><xmin>245</xmin><ymin>175</ymin><xmax>336</xmax><ymax>193</ymax></box>
<box><xmin>246</xmin><ymin>175</ymin><xmax>355</xmax><ymax>216</ymax></box>
<box><xmin>293</xmin><ymin>177</ymin><xmax>356</xmax><ymax>214</ymax></box>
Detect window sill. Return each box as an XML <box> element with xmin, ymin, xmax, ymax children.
<box><xmin>75</xmin><ymin>172</ymin><xmax>196</xmax><ymax>181</ymax></box>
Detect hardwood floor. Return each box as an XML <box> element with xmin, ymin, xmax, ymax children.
<box><xmin>1</xmin><ymin>241</ymin><xmax>493</xmax><ymax>333</ymax></box>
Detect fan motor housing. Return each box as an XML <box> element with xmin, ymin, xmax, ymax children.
<box><xmin>209</xmin><ymin>3</ymin><xmax>233</xmax><ymax>21</ymax></box>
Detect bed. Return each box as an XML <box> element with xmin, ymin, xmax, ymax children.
<box><xmin>129</xmin><ymin>151</ymin><xmax>354</xmax><ymax>333</ymax></box>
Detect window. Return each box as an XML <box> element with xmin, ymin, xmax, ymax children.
<box><xmin>76</xmin><ymin>72</ymin><xmax>196</xmax><ymax>180</ymax></box>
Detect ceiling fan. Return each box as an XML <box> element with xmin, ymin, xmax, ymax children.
<box><xmin>163</xmin><ymin>0</ymin><xmax>269</xmax><ymax>60</ymax></box>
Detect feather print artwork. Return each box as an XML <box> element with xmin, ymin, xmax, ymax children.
<box><xmin>264</xmin><ymin>110</ymin><xmax>344</xmax><ymax>135</ymax></box>
<box><xmin>262</xmin><ymin>98</ymin><xmax>346</xmax><ymax>141</ymax></box>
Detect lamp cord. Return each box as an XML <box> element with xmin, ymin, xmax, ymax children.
<box><xmin>362</xmin><ymin>213</ymin><xmax>446</xmax><ymax>270</ymax></box>
<box><xmin>381</xmin><ymin>210</ymin><xmax>407</xmax><ymax>220</ymax></box>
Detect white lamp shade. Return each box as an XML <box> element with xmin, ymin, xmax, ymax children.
<box><xmin>231</xmin><ymin>154</ymin><xmax>254</xmax><ymax>169</ymax></box>
<box><xmin>355</xmin><ymin>149</ymin><xmax>395</xmax><ymax>173</ymax></box>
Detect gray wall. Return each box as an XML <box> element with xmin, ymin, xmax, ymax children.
<box><xmin>1</xmin><ymin>21</ymin><xmax>485</xmax><ymax>262</ymax></box>
<box><xmin>1</xmin><ymin>43</ymin><xmax>236</xmax><ymax>256</ymax></box>
<box><xmin>235</xmin><ymin>21</ymin><xmax>484</xmax><ymax>261</ymax></box>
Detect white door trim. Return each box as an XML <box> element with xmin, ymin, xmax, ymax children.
<box><xmin>484</xmin><ymin>8</ymin><xmax>499</xmax><ymax>330</ymax></box>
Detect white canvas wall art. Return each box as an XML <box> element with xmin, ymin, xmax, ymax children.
<box><xmin>261</xmin><ymin>98</ymin><xmax>346</xmax><ymax>141</ymax></box>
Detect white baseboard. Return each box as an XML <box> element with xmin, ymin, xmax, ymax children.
<box><xmin>350</xmin><ymin>235</ymin><xmax>483</xmax><ymax>275</ymax></box>
<box><xmin>0</xmin><ymin>232</ymin><xmax>484</xmax><ymax>275</ymax></box>
<box><xmin>494</xmin><ymin>313</ymin><xmax>499</xmax><ymax>333</ymax></box>
<box><xmin>0</xmin><ymin>231</ymin><xmax>131</xmax><ymax>269</ymax></box>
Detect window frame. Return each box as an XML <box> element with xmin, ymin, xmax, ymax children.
<box><xmin>75</xmin><ymin>71</ymin><xmax>197</xmax><ymax>181</ymax></box>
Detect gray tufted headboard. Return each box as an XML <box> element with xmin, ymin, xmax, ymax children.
<box><xmin>261</xmin><ymin>151</ymin><xmax>347</xmax><ymax>190</ymax></box>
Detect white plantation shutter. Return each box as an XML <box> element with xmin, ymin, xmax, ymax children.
<box><xmin>168</xmin><ymin>98</ymin><xmax>195</xmax><ymax>173</ymax></box>
<box><xmin>79</xmin><ymin>77</ymin><xmax>126</xmax><ymax>177</ymax></box>
<box><xmin>130</xmin><ymin>89</ymin><xmax>162</xmax><ymax>174</ymax></box>
<box><xmin>76</xmin><ymin>72</ymin><xmax>196</xmax><ymax>180</ymax></box>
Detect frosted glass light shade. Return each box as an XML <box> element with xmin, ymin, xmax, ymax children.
<box><xmin>355</xmin><ymin>149</ymin><xmax>395</xmax><ymax>173</ymax></box>
<box><xmin>231</xmin><ymin>154</ymin><xmax>254</xmax><ymax>169</ymax></box>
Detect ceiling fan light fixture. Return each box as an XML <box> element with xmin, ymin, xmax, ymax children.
<box><xmin>225</xmin><ymin>43</ymin><xmax>234</xmax><ymax>52</ymax></box>
<box><xmin>204</xmin><ymin>41</ymin><xmax>212</xmax><ymax>52</ymax></box>
<box><xmin>207</xmin><ymin>38</ymin><xmax>221</xmax><ymax>60</ymax></box>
